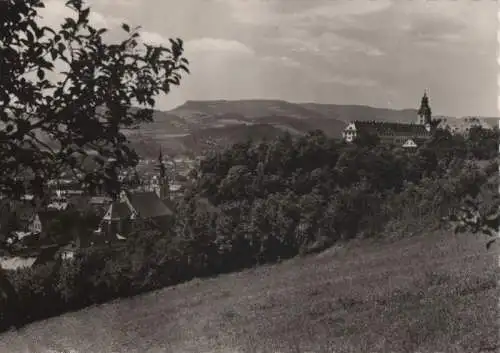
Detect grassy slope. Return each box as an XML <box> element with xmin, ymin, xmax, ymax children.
<box><xmin>0</xmin><ymin>231</ymin><xmax>497</xmax><ymax>353</ymax></box>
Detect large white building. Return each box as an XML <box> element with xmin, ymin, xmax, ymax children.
<box><xmin>342</xmin><ymin>92</ymin><xmax>437</xmax><ymax>148</ymax></box>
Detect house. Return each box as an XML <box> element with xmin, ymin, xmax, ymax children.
<box><xmin>169</xmin><ymin>183</ymin><xmax>184</xmax><ymax>199</ymax></box>
<box><xmin>99</xmin><ymin>190</ymin><xmax>174</xmax><ymax>237</ymax></box>
<box><xmin>47</xmin><ymin>195</ymin><xmax>69</xmax><ymax>211</ymax></box>
<box><xmin>0</xmin><ymin>256</ymin><xmax>37</xmax><ymax>270</ymax></box>
<box><xmin>27</xmin><ymin>210</ymin><xmax>59</xmax><ymax>236</ymax></box>
<box><xmin>20</xmin><ymin>194</ymin><xmax>34</xmax><ymax>202</ymax></box>
<box><xmin>343</xmin><ymin>121</ymin><xmax>432</xmax><ymax>146</ymax></box>
<box><xmin>3</xmin><ymin>208</ymin><xmax>58</xmax><ymax>247</ymax></box>
<box><xmin>14</xmin><ymin>204</ymin><xmax>40</xmax><ymax>235</ymax></box>
<box><xmin>402</xmin><ymin>139</ymin><xmax>418</xmax><ymax>149</ymax></box>
<box><xmin>24</xmin><ymin>243</ymin><xmax>76</xmax><ymax>267</ymax></box>
<box><xmin>343</xmin><ymin>91</ymin><xmax>438</xmax><ymax>147</ymax></box>
<box><xmin>28</xmin><ymin>213</ymin><xmax>42</xmax><ymax>234</ymax></box>
<box><xmin>60</xmin><ymin>242</ymin><xmax>79</xmax><ymax>261</ymax></box>
<box><xmin>6</xmin><ymin>206</ymin><xmax>60</xmax><ymax>244</ymax></box>
<box><xmin>2</xmin><ymin>242</ymin><xmax>65</xmax><ymax>270</ymax></box>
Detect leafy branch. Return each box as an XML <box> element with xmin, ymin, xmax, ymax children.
<box><xmin>0</xmin><ymin>0</ymin><xmax>190</xmax><ymax>199</ymax></box>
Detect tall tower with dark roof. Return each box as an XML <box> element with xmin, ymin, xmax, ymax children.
<box><xmin>417</xmin><ymin>90</ymin><xmax>432</xmax><ymax>125</ymax></box>
<box><xmin>154</xmin><ymin>148</ymin><xmax>169</xmax><ymax>200</ymax></box>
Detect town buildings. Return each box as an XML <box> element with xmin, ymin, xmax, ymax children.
<box><xmin>0</xmin><ymin>150</ymin><xmax>197</xmax><ymax>269</ymax></box>
<box><xmin>342</xmin><ymin>92</ymin><xmax>437</xmax><ymax>148</ymax></box>
<box><xmin>99</xmin><ymin>190</ymin><xmax>174</xmax><ymax>237</ymax></box>
<box><xmin>97</xmin><ymin>150</ymin><xmax>177</xmax><ymax>239</ymax></box>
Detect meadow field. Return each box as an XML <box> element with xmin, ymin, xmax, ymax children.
<box><xmin>0</xmin><ymin>230</ymin><xmax>497</xmax><ymax>353</ymax></box>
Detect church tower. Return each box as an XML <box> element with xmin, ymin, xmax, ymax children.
<box><xmin>417</xmin><ymin>90</ymin><xmax>432</xmax><ymax>126</ymax></box>
<box><xmin>154</xmin><ymin>148</ymin><xmax>169</xmax><ymax>200</ymax></box>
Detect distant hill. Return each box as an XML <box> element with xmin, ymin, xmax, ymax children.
<box><xmin>26</xmin><ymin>100</ymin><xmax>500</xmax><ymax>158</ymax></box>
<box><xmin>169</xmin><ymin>99</ymin><xmax>329</xmax><ymax>123</ymax></box>
<box><xmin>124</xmin><ymin>100</ymin><xmax>500</xmax><ymax>157</ymax></box>
<box><xmin>131</xmin><ymin>100</ymin><xmax>354</xmax><ymax>156</ymax></box>
<box><xmin>129</xmin><ymin>100</ymin><xmax>423</xmax><ymax>157</ymax></box>
<box><xmin>298</xmin><ymin>103</ymin><xmax>424</xmax><ymax>124</ymax></box>
<box><xmin>133</xmin><ymin>100</ymin><xmax>411</xmax><ymax>156</ymax></box>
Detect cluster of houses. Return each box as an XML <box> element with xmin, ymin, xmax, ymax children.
<box><xmin>0</xmin><ymin>152</ymin><xmax>196</xmax><ymax>270</ymax></box>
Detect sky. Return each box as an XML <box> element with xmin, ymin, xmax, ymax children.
<box><xmin>39</xmin><ymin>0</ymin><xmax>498</xmax><ymax>117</ymax></box>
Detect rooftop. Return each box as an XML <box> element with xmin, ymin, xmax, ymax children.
<box><xmin>105</xmin><ymin>191</ymin><xmax>174</xmax><ymax>221</ymax></box>
<box><xmin>351</xmin><ymin>121</ymin><xmax>431</xmax><ymax>136</ymax></box>
<box><xmin>127</xmin><ymin>191</ymin><xmax>174</xmax><ymax>218</ymax></box>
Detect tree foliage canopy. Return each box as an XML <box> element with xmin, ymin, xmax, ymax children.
<box><xmin>0</xmin><ymin>0</ymin><xmax>189</xmax><ymax>198</ymax></box>
<box><xmin>445</xmin><ymin>172</ymin><xmax>499</xmax><ymax>249</ymax></box>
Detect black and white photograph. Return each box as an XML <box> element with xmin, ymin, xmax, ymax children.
<box><xmin>0</xmin><ymin>0</ymin><xmax>498</xmax><ymax>352</ymax></box>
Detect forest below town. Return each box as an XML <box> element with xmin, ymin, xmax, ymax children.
<box><xmin>0</xmin><ymin>126</ymin><xmax>498</xmax><ymax>332</ymax></box>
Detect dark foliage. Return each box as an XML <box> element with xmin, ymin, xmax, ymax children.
<box><xmin>1</xmin><ymin>126</ymin><xmax>497</xmax><ymax>331</ymax></box>
<box><xmin>0</xmin><ymin>0</ymin><xmax>189</xmax><ymax>199</ymax></box>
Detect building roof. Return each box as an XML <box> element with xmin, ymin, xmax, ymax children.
<box><xmin>104</xmin><ymin>202</ymin><xmax>131</xmax><ymax>221</ymax></box>
<box><xmin>352</xmin><ymin>121</ymin><xmax>431</xmax><ymax>136</ymax></box>
<box><xmin>161</xmin><ymin>197</ymin><xmax>176</xmax><ymax>212</ymax></box>
<box><xmin>402</xmin><ymin>139</ymin><xmax>418</xmax><ymax>148</ymax></box>
<box><xmin>47</xmin><ymin>200</ymin><xmax>69</xmax><ymax>211</ymax></box>
<box><xmin>90</xmin><ymin>196</ymin><xmax>112</xmax><ymax>205</ymax></box>
<box><xmin>105</xmin><ymin>191</ymin><xmax>174</xmax><ymax>222</ymax></box>
<box><xmin>127</xmin><ymin>191</ymin><xmax>174</xmax><ymax>218</ymax></box>
<box><xmin>169</xmin><ymin>184</ymin><xmax>183</xmax><ymax>192</ymax></box>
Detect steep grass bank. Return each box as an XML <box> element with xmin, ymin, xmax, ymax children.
<box><xmin>0</xmin><ymin>230</ymin><xmax>496</xmax><ymax>353</ymax></box>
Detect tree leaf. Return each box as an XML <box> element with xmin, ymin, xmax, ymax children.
<box><xmin>79</xmin><ymin>8</ymin><xmax>90</xmax><ymax>22</ymax></box>
<box><xmin>26</xmin><ymin>30</ymin><xmax>34</xmax><ymax>43</ymax></box>
<box><xmin>486</xmin><ymin>238</ymin><xmax>496</xmax><ymax>249</ymax></box>
<box><xmin>37</xmin><ymin>69</ymin><xmax>45</xmax><ymax>80</ymax></box>
<box><xmin>58</xmin><ymin>42</ymin><xmax>66</xmax><ymax>53</ymax></box>
<box><xmin>122</xmin><ymin>23</ymin><xmax>130</xmax><ymax>32</ymax></box>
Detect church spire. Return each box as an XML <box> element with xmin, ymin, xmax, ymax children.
<box><xmin>155</xmin><ymin>147</ymin><xmax>169</xmax><ymax>200</ymax></box>
<box><xmin>157</xmin><ymin>147</ymin><xmax>166</xmax><ymax>180</ymax></box>
<box><xmin>417</xmin><ymin>90</ymin><xmax>432</xmax><ymax>125</ymax></box>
